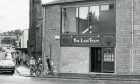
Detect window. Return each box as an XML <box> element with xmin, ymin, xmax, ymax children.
<box><xmin>78</xmin><ymin>6</ymin><xmax>100</xmax><ymax>34</ymax></box>
<box><xmin>62</xmin><ymin>6</ymin><xmax>99</xmax><ymax>34</ymax></box>
<box><xmin>61</xmin><ymin>7</ymin><xmax>78</xmax><ymax>34</ymax></box>
<box><xmin>79</xmin><ymin>7</ymin><xmax>89</xmax><ymax>34</ymax></box>
<box><xmin>103</xmin><ymin>48</ymin><xmax>114</xmax><ymax>62</ymax></box>
<box><xmin>61</xmin><ymin>3</ymin><xmax>114</xmax><ymax>35</ymax></box>
<box><xmin>101</xmin><ymin>4</ymin><xmax>114</xmax><ymax>11</ymax></box>
<box><xmin>89</xmin><ymin>6</ymin><xmax>99</xmax><ymax>33</ymax></box>
<box><xmin>101</xmin><ymin>5</ymin><xmax>109</xmax><ymax>11</ymax></box>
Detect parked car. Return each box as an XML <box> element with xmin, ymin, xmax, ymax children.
<box><xmin>0</xmin><ymin>60</ymin><xmax>15</xmax><ymax>74</ymax></box>
<box><xmin>0</xmin><ymin>52</ymin><xmax>15</xmax><ymax>74</ymax></box>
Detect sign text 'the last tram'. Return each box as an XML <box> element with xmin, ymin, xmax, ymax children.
<box><xmin>72</xmin><ymin>35</ymin><xmax>101</xmax><ymax>44</ymax></box>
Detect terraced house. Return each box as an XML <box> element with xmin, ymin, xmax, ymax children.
<box><xmin>42</xmin><ymin>0</ymin><xmax>140</xmax><ymax>75</ymax></box>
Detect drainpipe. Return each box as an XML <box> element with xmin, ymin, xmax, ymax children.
<box><xmin>50</xmin><ymin>43</ymin><xmax>52</xmax><ymax>60</ymax></box>
<box><xmin>131</xmin><ymin>0</ymin><xmax>134</xmax><ymax>72</ymax></box>
<box><xmin>42</xmin><ymin>5</ymin><xmax>46</xmax><ymax>71</ymax></box>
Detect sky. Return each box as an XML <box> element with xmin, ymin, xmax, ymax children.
<box><xmin>0</xmin><ymin>0</ymin><xmax>29</xmax><ymax>33</ymax></box>
<box><xmin>0</xmin><ymin>0</ymin><xmax>55</xmax><ymax>33</ymax></box>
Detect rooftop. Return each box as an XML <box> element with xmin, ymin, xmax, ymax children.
<box><xmin>42</xmin><ymin>0</ymin><xmax>101</xmax><ymax>5</ymax></box>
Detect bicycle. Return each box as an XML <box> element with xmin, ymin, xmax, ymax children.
<box><xmin>42</xmin><ymin>66</ymin><xmax>49</xmax><ymax>76</ymax></box>
<box><xmin>30</xmin><ymin>63</ymin><xmax>41</xmax><ymax>76</ymax></box>
<box><xmin>51</xmin><ymin>65</ymin><xmax>58</xmax><ymax>76</ymax></box>
<box><xmin>42</xmin><ymin>65</ymin><xmax>58</xmax><ymax>76</ymax></box>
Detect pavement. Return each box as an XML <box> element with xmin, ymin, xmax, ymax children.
<box><xmin>16</xmin><ymin>66</ymin><xmax>30</xmax><ymax>76</ymax></box>
<box><xmin>16</xmin><ymin>66</ymin><xmax>140</xmax><ymax>81</ymax></box>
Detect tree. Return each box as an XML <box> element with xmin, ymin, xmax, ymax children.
<box><xmin>1</xmin><ymin>29</ymin><xmax>22</xmax><ymax>36</ymax></box>
<box><xmin>13</xmin><ymin>29</ymin><xmax>22</xmax><ymax>40</ymax></box>
<box><xmin>14</xmin><ymin>29</ymin><xmax>22</xmax><ymax>36</ymax></box>
<box><xmin>1</xmin><ymin>29</ymin><xmax>22</xmax><ymax>46</ymax></box>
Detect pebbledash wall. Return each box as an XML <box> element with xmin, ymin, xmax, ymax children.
<box><xmin>42</xmin><ymin>0</ymin><xmax>140</xmax><ymax>75</ymax></box>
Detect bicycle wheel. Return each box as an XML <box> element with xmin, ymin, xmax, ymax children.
<box><xmin>30</xmin><ymin>68</ymin><xmax>34</xmax><ymax>75</ymax></box>
<box><xmin>35</xmin><ymin>70</ymin><xmax>41</xmax><ymax>76</ymax></box>
<box><xmin>38</xmin><ymin>64</ymin><xmax>42</xmax><ymax>71</ymax></box>
<box><xmin>42</xmin><ymin>68</ymin><xmax>49</xmax><ymax>76</ymax></box>
<box><xmin>52</xmin><ymin>70</ymin><xmax>58</xmax><ymax>76</ymax></box>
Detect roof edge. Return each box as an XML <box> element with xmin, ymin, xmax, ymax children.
<box><xmin>42</xmin><ymin>0</ymin><xmax>97</xmax><ymax>6</ymax></box>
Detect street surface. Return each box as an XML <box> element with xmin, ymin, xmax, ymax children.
<box><xmin>1</xmin><ymin>51</ymin><xmax>140</xmax><ymax>84</ymax></box>
<box><xmin>0</xmin><ymin>74</ymin><xmax>140</xmax><ymax>84</ymax></box>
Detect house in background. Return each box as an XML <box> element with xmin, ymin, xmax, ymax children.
<box><xmin>20</xmin><ymin>29</ymin><xmax>28</xmax><ymax>49</ymax></box>
<box><xmin>16</xmin><ymin>29</ymin><xmax>29</xmax><ymax>65</ymax></box>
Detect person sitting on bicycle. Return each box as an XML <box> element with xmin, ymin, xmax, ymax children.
<box><xmin>30</xmin><ymin>57</ymin><xmax>35</xmax><ymax>75</ymax></box>
<box><xmin>37</xmin><ymin>57</ymin><xmax>42</xmax><ymax>71</ymax></box>
<box><xmin>38</xmin><ymin>57</ymin><xmax>42</xmax><ymax>65</ymax></box>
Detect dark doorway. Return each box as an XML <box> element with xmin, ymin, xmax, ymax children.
<box><xmin>90</xmin><ymin>47</ymin><xmax>102</xmax><ymax>72</ymax></box>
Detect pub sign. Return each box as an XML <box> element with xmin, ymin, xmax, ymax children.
<box><xmin>60</xmin><ymin>34</ymin><xmax>115</xmax><ymax>47</ymax></box>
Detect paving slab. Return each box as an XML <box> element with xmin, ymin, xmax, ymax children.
<box><xmin>16</xmin><ymin>66</ymin><xmax>30</xmax><ymax>77</ymax></box>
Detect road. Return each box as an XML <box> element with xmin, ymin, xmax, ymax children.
<box><xmin>1</xmin><ymin>51</ymin><xmax>140</xmax><ymax>84</ymax></box>
<box><xmin>0</xmin><ymin>74</ymin><xmax>140</xmax><ymax>84</ymax></box>
<box><xmin>0</xmin><ymin>74</ymin><xmax>101</xmax><ymax>84</ymax></box>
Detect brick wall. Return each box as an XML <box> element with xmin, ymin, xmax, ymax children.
<box><xmin>59</xmin><ymin>47</ymin><xmax>89</xmax><ymax>73</ymax></box>
<box><xmin>133</xmin><ymin>0</ymin><xmax>140</xmax><ymax>74</ymax></box>
<box><xmin>43</xmin><ymin>5</ymin><xmax>61</xmax><ymax>70</ymax></box>
<box><xmin>44</xmin><ymin>5</ymin><xmax>90</xmax><ymax>73</ymax></box>
<box><xmin>116</xmin><ymin>0</ymin><xmax>132</xmax><ymax>74</ymax></box>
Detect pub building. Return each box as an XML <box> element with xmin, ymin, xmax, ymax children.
<box><xmin>42</xmin><ymin>0</ymin><xmax>140</xmax><ymax>75</ymax></box>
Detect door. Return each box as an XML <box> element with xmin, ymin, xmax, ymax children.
<box><xmin>90</xmin><ymin>47</ymin><xmax>102</xmax><ymax>72</ymax></box>
<box><xmin>90</xmin><ymin>47</ymin><xmax>115</xmax><ymax>73</ymax></box>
